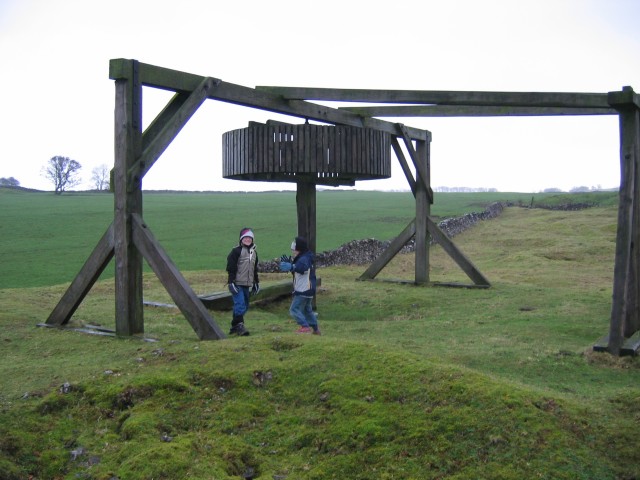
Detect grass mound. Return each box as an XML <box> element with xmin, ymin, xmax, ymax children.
<box><xmin>0</xmin><ymin>337</ymin><xmax>621</xmax><ymax>479</ymax></box>
<box><xmin>1</xmin><ymin>195</ymin><xmax>638</xmax><ymax>478</ymax></box>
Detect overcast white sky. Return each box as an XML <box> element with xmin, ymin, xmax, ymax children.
<box><xmin>1</xmin><ymin>0</ymin><xmax>638</xmax><ymax>192</ymax></box>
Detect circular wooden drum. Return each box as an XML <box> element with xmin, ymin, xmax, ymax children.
<box><xmin>222</xmin><ymin>122</ymin><xmax>391</xmax><ymax>186</ymax></box>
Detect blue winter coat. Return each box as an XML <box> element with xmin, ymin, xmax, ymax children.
<box><xmin>291</xmin><ymin>250</ymin><xmax>316</xmax><ymax>297</ymax></box>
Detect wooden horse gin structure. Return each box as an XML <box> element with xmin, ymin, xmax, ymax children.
<box><xmin>44</xmin><ymin>59</ymin><xmax>638</xmax><ymax>356</ymax></box>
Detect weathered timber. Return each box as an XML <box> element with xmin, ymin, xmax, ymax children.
<box><xmin>129</xmin><ymin>76</ymin><xmax>217</xmax><ymax>189</ymax></box>
<box><xmin>197</xmin><ymin>280</ymin><xmax>317</xmax><ymax>310</ymax></box>
<box><xmin>254</xmin><ymin>87</ymin><xmax>613</xmax><ymax>108</ymax></box>
<box><xmin>297</xmin><ymin>181</ymin><xmax>317</xmax><ymax>254</ymax></box>
<box><xmin>114</xmin><ymin>60</ymin><xmax>144</xmax><ymax>336</ymax></box>
<box><xmin>432</xmin><ymin>282</ymin><xmax>491</xmax><ymax>289</ymax></box>
<box><xmin>605</xmin><ymin>87</ymin><xmax>640</xmax><ymax>354</ymax></box>
<box><xmin>396</xmin><ymin>124</ymin><xmax>433</xmax><ymax>203</ymax></box>
<box><xmin>38</xmin><ymin>323</ymin><xmax>159</xmax><ymax>341</ymax></box>
<box><xmin>362</xmin><ymin>279</ymin><xmax>490</xmax><ymax>288</ymax></box>
<box><xmin>593</xmin><ymin>331</ymin><xmax>640</xmax><ymax>356</ymax></box>
<box><xmin>109</xmin><ymin>59</ymin><xmax>429</xmax><ymax>142</ymax></box>
<box><xmin>339</xmin><ymin>105</ymin><xmax>617</xmax><ymax>117</ymax></box>
<box><xmin>42</xmin><ymin>58</ymin><xmax>637</xmax><ymax>354</ymax></box>
<box><xmin>415</xmin><ymin>139</ymin><xmax>430</xmax><ymax>284</ymax></box>
<box><xmin>46</xmin><ymin>224</ymin><xmax>115</xmax><ymax>326</ymax></box>
<box><xmin>131</xmin><ymin>214</ymin><xmax>225</xmax><ymax>340</ymax></box>
<box><xmin>359</xmin><ymin>124</ymin><xmax>489</xmax><ymax>287</ymax></box>
<box><xmin>427</xmin><ymin>216</ymin><xmax>491</xmax><ymax>286</ymax></box>
<box><xmin>608</xmin><ymin>86</ymin><xmax>640</xmax><ymax>109</ymax></box>
<box><xmin>357</xmin><ymin>215</ymin><xmax>490</xmax><ymax>287</ymax></box>
<box><xmin>222</xmin><ymin>123</ymin><xmax>391</xmax><ymax>186</ymax></box>
<box><xmin>390</xmin><ymin>137</ymin><xmax>417</xmax><ymax>195</ymax></box>
<box><xmin>358</xmin><ymin>220</ymin><xmax>416</xmax><ymax>280</ymax></box>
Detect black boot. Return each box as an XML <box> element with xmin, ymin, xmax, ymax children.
<box><xmin>230</xmin><ymin>315</ymin><xmax>250</xmax><ymax>336</ymax></box>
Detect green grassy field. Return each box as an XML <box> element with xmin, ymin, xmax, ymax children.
<box><xmin>1</xmin><ymin>188</ymin><xmax>637</xmax><ymax>479</ymax></box>
<box><xmin>0</xmin><ymin>187</ymin><xmax>617</xmax><ymax>289</ymax></box>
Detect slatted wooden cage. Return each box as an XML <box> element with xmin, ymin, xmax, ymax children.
<box><xmin>222</xmin><ymin>122</ymin><xmax>391</xmax><ymax>186</ymax></box>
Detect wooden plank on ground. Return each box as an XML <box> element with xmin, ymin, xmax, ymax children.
<box><xmin>198</xmin><ymin>279</ymin><xmax>323</xmax><ymax>310</ymax></box>
<box><xmin>37</xmin><ymin>323</ymin><xmax>159</xmax><ymax>341</ymax></box>
<box><xmin>593</xmin><ymin>331</ymin><xmax>640</xmax><ymax>356</ymax></box>
<box><xmin>622</xmin><ymin>331</ymin><xmax>640</xmax><ymax>355</ymax></box>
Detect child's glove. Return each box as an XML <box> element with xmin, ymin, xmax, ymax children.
<box><xmin>279</xmin><ymin>261</ymin><xmax>293</xmax><ymax>272</ymax></box>
<box><xmin>251</xmin><ymin>283</ymin><xmax>260</xmax><ymax>296</ymax></box>
<box><xmin>228</xmin><ymin>282</ymin><xmax>239</xmax><ymax>295</ymax></box>
<box><xmin>280</xmin><ymin>254</ymin><xmax>292</xmax><ymax>263</ymax></box>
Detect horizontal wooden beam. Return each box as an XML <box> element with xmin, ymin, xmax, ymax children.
<box><xmin>340</xmin><ymin>105</ymin><xmax>617</xmax><ymax>117</ymax></box>
<box><xmin>608</xmin><ymin>86</ymin><xmax>640</xmax><ymax>109</ymax></box>
<box><xmin>109</xmin><ymin>59</ymin><xmax>429</xmax><ymax>141</ymax></box>
<box><xmin>254</xmin><ymin>86</ymin><xmax>613</xmax><ymax>109</ymax></box>
<box><xmin>198</xmin><ymin>280</ymin><xmax>315</xmax><ymax>310</ymax></box>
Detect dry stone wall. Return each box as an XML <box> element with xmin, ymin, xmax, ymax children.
<box><xmin>259</xmin><ymin>202</ymin><xmax>505</xmax><ymax>272</ymax></box>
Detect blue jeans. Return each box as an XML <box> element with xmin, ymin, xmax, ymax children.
<box><xmin>289</xmin><ymin>295</ymin><xmax>317</xmax><ymax>329</ymax></box>
<box><xmin>232</xmin><ymin>286</ymin><xmax>251</xmax><ymax>318</ymax></box>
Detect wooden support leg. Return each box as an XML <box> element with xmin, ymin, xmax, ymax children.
<box><xmin>296</xmin><ymin>181</ymin><xmax>317</xmax><ymax>253</ymax></box>
<box><xmin>132</xmin><ymin>214</ymin><xmax>225</xmax><ymax>340</ymax></box>
<box><xmin>415</xmin><ymin>139</ymin><xmax>430</xmax><ymax>284</ymax></box>
<box><xmin>366</xmin><ymin>125</ymin><xmax>489</xmax><ymax>286</ymax></box>
<box><xmin>426</xmin><ymin>217</ymin><xmax>490</xmax><ymax>287</ymax></box>
<box><xmin>607</xmin><ymin>87</ymin><xmax>640</xmax><ymax>354</ymax></box>
<box><xmin>359</xmin><ymin>220</ymin><xmax>416</xmax><ymax>280</ymax></box>
<box><xmin>113</xmin><ymin>61</ymin><xmax>144</xmax><ymax>337</ymax></box>
<box><xmin>45</xmin><ymin>223</ymin><xmax>115</xmax><ymax>326</ymax></box>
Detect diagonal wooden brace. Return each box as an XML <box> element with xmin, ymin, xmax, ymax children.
<box><xmin>359</xmin><ymin>220</ymin><xmax>416</xmax><ymax>280</ymax></box>
<box><xmin>127</xmin><ymin>76</ymin><xmax>219</xmax><ymax>190</ymax></box>
<box><xmin>46</xmin><ymin>223</ymin><xmax>115</xmax><ymax>326</ymax></box>
<box><xmin>131</xmin><ymin>214</ymin><xmax>225</xmax><ymax>340</ymax></box>
<box><xmin>391</xmin><ymin>136</ymin><xmax>417</xmax><ymax>195</ymax></box>
<box><xmin>426</xmin><ymin>217</ymin><xmax>490</xmax><ymax>286</ymax></box>
<box><xmin>396</xmin><ymin>123</ymin><xmax>434</xmax><ymax>203</ymax></box>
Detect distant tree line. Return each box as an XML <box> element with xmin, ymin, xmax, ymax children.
<box><xmin>543</xmin><ymin>185</ymin><xmax>607</xmax><ymax>193</ymax></box>
<box><xmin>434</xmin><ymin>186</ymin><xmax>612</xmax><ymax>193</ymax></box>
<box><xmin>0</xmin><ymin>177</ymin><xmax>20</xmax><ymax>187</ymax></box>
<box><xmin>434</xmin><ymin>187</ymin><xmax>499</xmax><ymax>193</ymax></box>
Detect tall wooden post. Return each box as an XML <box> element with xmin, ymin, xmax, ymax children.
<box><xmin>608</xmin><ymin>86</ymin><xmax>640</xmax><ymax>354</ymax></box>
<box><xmin>296</xmin><ymin>180</ymin><xmax>317</xmax><ymax>253</ymax></box>
<box><xmin>113</xmin><ymin>60</ymin><xmax>144</xmax><ymax>336</ymax></box>
<box><xmin>415</xmin><ymin>139</ymin><xmax>431</xmax><ymax>284</ymax></box>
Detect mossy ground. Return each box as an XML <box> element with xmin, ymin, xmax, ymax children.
<box><xmin>1</xmin><ymin>195</ymin><xmax>638</xmax><ymax>479</ymax></box>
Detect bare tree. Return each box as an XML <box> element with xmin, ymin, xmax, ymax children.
<box><xmin>42</xmin><ymin>156</ymin><xmax>82</xmax><ymax>194</ymax></box>
<box><xmin>91</xmin><ymin>164</ymin><xmax>110</xmax><ymax>191</ymax></box>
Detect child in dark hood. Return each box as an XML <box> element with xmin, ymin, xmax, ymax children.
<box><xmin>226</xmin><ymin>227</ymin><xmax>260</xmax><ymax>336</ymax></box>
<box><xmin>279</xmin><ymin>236</ymin><xmax>320</xmax><ymax>334</ymax></box>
